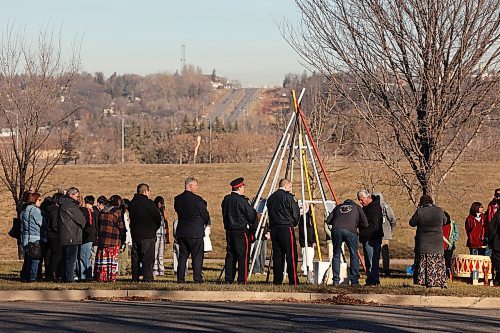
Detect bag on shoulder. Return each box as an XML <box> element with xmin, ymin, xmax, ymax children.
<box><xmin>8</xmin><ymin>218</ymin><xmax>21</xmax><ymax>239</ymax></box>
<box><xmin>26</xmin><ymin>242</ymin><xmax>42</xmax><ymax>259</ymax></box>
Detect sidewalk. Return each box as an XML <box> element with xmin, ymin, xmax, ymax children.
<box><xmin>0</xmin><ymin>290</ymin><xmax>498</xmax><ymax>309</ymax></box>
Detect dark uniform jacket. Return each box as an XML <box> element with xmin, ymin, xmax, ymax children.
<box><xmin>58</xmin><ymin>195</ymin><xmax>86</xmax><ymax>246</ymax></box>
<box><xmin>129</xmin><ymin>193</ymin><xmax>161</xmax><ymax>241</ymax></box>
<box><xmin>267</xmin><ymin>189</ymin><xmax>300</xmax><ymax>228</ymax></box>
<box><xmin>489</xmin><ymin>210</ymin><xmax>500</xmax><ymax>252</ymax></box>
<box><xmin>221</xmin><ymin>192</ymin><xmax>257</xmax><ymax>231</ymax></box>
<box><xmin>326</xmin><ymin>199</ymin><xmax>368</xmax><ymax>235</ymax></box>
<box><xmin>359</xmin><ymin>195</ymin><xmax>384</xmax><ymax>243</ymax></box>
<box><xmin>174</xmin><ymin>190</ymin><xmax>210</xmax><ymax>238</ymax></box>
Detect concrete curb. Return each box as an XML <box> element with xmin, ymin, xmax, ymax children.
<box><xmin>0</xmin><ymin>290</ymin><xmax>499</xmax><ymax>308</ymax></box>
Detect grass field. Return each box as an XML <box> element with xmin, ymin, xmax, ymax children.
<box><xmin>1</xmin><ymin>261</ymin><xmax>499</xmax><ymax>297</ymax></box>
<box><xmin>0</xmin><ymin>160</ymin><xmax>498</xmax><ymax>263</ymax></box>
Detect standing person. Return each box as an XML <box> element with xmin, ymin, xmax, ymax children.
<box><xmin>267</xmin><ymin>179</ymin><xmax>300</xmax><ymax>286</ymax></box>
<box><xmin>15</xmin><ymin>190</ymin><xmax>32</xmax><ymax>260</ymax></box>
<box><xmin>221</xmin><ymin>177</ymin><xmax>257</xmax><ymax>284</ymax></box>
<box><xmin>58</xmin><ymin>187</ymin><xmax>86</xmax><ymax>283</ymax></box>
<box><xmin>129</xmin><ymin>183</ymin><xmax>161</xmax><ymax>282</ymax></box>
<box><xmin>298</xmin><ymin>203</ymin><xmax>315</xmax><ymax>277</ymax></box>
<box><xmin>118</xmin><ymin>198</ymin><xmax>132</xmax><ymax>276</ymax></box>
<box><xmin>487</xmin><ymin>189</ymin><xmax>500</xmax><ymax>223</ymax></box>
<box><xmin>46</xmin><ymin>192</ymin><xmax>63</xmax><ymax>281</ymax></box>
<box><xmin>486</xmin><ymin>189</ymin><xmax>500</xmax><ymax>256</ymax></box>
<box><xmin>174</xmin><ymin>177</ymin><xmax>210</xmax><ymax>283</ymax></box>
<box><xmin>78</xmin><ymin>195</ymin><xmax>98</xmax><ymax>281</ymax></box>
<box><xmin>91</xmin><ymin>195</ymin><xmax>107</xmax><ymax>271</ymax></box>
<box><xmin>489</xmin><ymin>210</ymin><xmax>500</xmax><ymax>286</ymax></box>
<box><xmin>253</xmin><ymin>232</ymin><xmax>269</xmax><ymax>274</ymax></box>
<box><xmin>443</xmin><ymin>211</ymin><xmax>459</xmax><ymax>278</ymax></box>
<box><xmin>153</xmin><ymin>196</ymin><xmax>169</xmax><ymax>277</ymax></box>
<box><xmin>326</xmin><ymin>199</ymin><xmax>368</xmax><ymax>286</ymax></box>
<box><xmin>372</xmin><ymin>192</ymin><xmax>396</xmax><ymax>276</ymax></box>
<box><xmin>20</xmin><ymin>193</ymin><xmax>46</xmax><ymax>282</ymax></box>
<box><xmin>357</xmin><ymin>190</ymin><xmax>384</xmax><ymax>286</ymax></box>
<box><xmin>409</xmin><ymin>195</ymin><xmax>447</xmax><ymax>288</ymax></box>
<box><xmin>465</xmin><ymin>202</ymin><xmax>487</xmax><ymax>255</ymax></box>
<box><xmin>94</xmin><ymin>195</ymin><xmax>126</xmax><ymax>282</ymax></box>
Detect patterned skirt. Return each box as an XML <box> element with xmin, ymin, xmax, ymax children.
<box><xmin>413</xmin><ymin>253</ymin><xmax>446</xmax><ymax>288</ymax></box>
<box><xmin>94</xmin><ymin>245</ymin><xmax>120</xmax><ymax>282</ymax></box>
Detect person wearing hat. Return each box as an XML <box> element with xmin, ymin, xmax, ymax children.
<box><xmin>266</xmin><ymin>178</ymin><xmax>300</xmax><ymax>286</ymax></box>
<box><xmin>221</xmin><ymin>177</ymin><xmax>257</xmax><ymax>284</ymax></box>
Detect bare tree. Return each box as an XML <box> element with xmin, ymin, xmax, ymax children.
<box><xmin>0</xmin><ymin>26</ymin><xmax>81</xmax><ymax>206</ymax></box>
<box><xmin>284</xmin><ymin>0</ymin><xmax>499</xmax><ymax>203</ymax></box>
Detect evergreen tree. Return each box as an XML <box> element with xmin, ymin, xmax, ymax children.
<box><xmin>181</xmin><ymin>114</ymin><xmax>191</xmax><ymax>133</ymax></box>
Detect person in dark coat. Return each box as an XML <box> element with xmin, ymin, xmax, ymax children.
<box><xmin>409</xmin><ymin>195</ymin><xmax>447</xmax><ymax>288</ymax></box>
<box><xmin>326</xmin><ymin>199</ymin><xmax>368</xmax><ymax>286</ymax></box>
<box><xmin>58</xmin><ymin>187</ymin><xmax>86</xmax><ymax>282</ymax></box>
<box><xmin>78</xmin><ymin>195</ymin><xmax>99</xmax><ymax>281</ymax></box>
<box><xmin>357</xmin><ymin>190</ymin><xmax>384</xmax><ymax>286</ymax></box>
<box><xmin>45</xmin><ymin>192</ymin><xmax>63</xmax><ymax>281</ymax></box>
<box><xmin>174</xmin><ymin>177</ymin><xmax>211</xmax><ymax>283</ymax></box>
<box><xmin>222</xmin><ymin>177</ymin><xmax>257</xmax><ymax>284</ymax></box>
<box><xmin>267</xmin><ymin>178</ymin><xmax>300</xmax><ymax>286</ymax></box>
<box><xmin>128</xmin><ymin>183</ymin><xmax>161</xmax><ymax>282</ymax></box>
<box><xmin>489</xmin><ymin>210</ymin><xmax>500</xmax><ymax>286</ymax></box>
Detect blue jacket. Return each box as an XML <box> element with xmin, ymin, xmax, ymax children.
<box><xmin>20</xmin><ymin>204</ymin><xmax>47</xmax><ymax>246</ymax></box>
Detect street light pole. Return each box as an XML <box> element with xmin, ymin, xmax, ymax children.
<box><xmin>208</xmin><ymin>118</ymin><xmax>212</xmax><ymax>163</ymax></box>
<box><xmin>121</xmin><ymin>117</ymin><xmax>125</xmax><ymax>164</ymax></box>
<box><xmin>112</xmin><ymin>114</ymin><xmax>125</xmax><ymax>164</ymax></box>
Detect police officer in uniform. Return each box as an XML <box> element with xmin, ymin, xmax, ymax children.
<box><xmin>222</xmin><ymin>177</ymin><xmax>257</xmax><ymax>284</ymax></box>
<box><xmin>267</xmin><ymin>178</ymin><xmax>300</xmax><ymax>285</ymax></box>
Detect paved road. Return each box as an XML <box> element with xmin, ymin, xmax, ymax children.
<box><xmin>0</xmin><ymin>301</ymin><xmax>498</xmax><ymax>332</ymax></box>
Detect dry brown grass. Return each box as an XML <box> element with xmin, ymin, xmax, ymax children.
<box><xmin>0</xmin><ymin>161</ymin><xmax>498</xmax><ymax>261</ymax></box>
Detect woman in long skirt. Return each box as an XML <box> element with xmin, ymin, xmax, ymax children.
<box><xmin>409</xmin><ymin>195</ymin><xmax>447</xmax><ymax>288</ymax></box>
<box><xmin>94</xmin><ymin>195</ymin><xmax>125</xmax><ymax>282</ymax></box>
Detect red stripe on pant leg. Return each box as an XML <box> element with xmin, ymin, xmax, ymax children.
<box><xmin>289</xmin><ymin>227</ymin><xmax>297</xmax><ymax>286</ymax></box>
<box><xmin>244</xmin><ymin>233</ymin><xmax>248</xmax><ymax>284</ymax></box>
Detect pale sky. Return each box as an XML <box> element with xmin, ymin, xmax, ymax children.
<box><xmin>1</xmin><ymin>0</ymin><xmax>305</xmax><ymax>87</ymax></box>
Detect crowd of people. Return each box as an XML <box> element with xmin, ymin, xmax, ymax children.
<box><xmin>10</xmin><ymin>176</ymin><xmax>500</xmax><ymax>288</ymax></box>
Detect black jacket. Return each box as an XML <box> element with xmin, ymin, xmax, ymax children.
<box><xmin>490</xmin><ymin>210</ymin><xmax>500</xmax><ymax>252</ymax></box>
<box><xmin>174</xmin><ymin>190</ymin><xmax>210</xmax><ymax>238</ymax></box>
<box><xmin>326</xmin><ymin>199</ymin><xmax>368</xmax><ymax>235</ymax></box>
<box><xmin>267</xmin><ymin>189</ymin><xmax>300</xmax><ymax>229</ymax></box>
<box><xmin>45</xmin><ymin>203</ymin><xmax>60</xmax><ymax>240</ymax></box>
<box><xmin>128</xmin><ymin>193</ymin><xmax>162</xmax><ymax>241</ymax></box>
<box><xmin>359</xmin><ymin>195</ymin><xmax>384</xmax><ymax>242</ymax></box>
<box><xmin>58</xmin><ymin>196</ymin><xmax>86</xmax><ymax>246</ymax></box>
<box><xmin>80</xmin><ymin>206</ymin><xmax>99</xmax><ymax>245</ymax></box>
<box><xmin>221</xmin><ymin>192</ymin><xmax>257</xmax><ymax>231</ymax></box>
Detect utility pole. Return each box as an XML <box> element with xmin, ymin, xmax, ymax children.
<box><xmin>181</xmin><ymin>44</ymin><xmax>186</xmax><ymax>70</ymax></box>
<box><xmin>113</xmin><ymin>115</ymin><xmax>125</xmax><ymax>163</ymax></box>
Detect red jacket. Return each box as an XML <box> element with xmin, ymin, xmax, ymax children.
<box><xmin>465</xmin><ymin>214</ymin><xmax>485</xmax><ymax>249</ymax></box>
